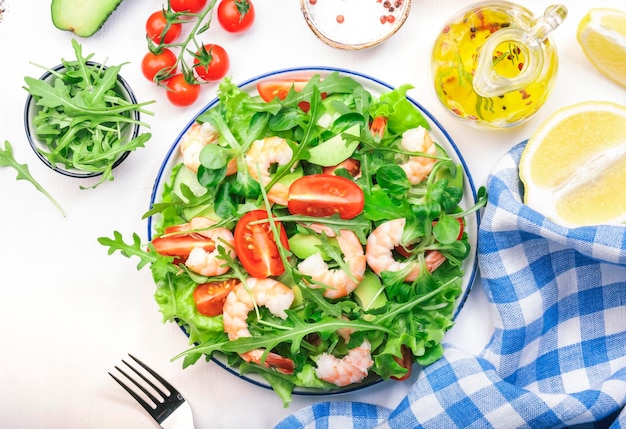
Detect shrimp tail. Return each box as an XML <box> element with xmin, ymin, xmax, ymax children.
<box><xmin>242</xmin><ymin>349</ymin><xmax>295</xmax><ymax>374</ymax></box>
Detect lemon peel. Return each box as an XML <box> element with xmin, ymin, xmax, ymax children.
<box><xmin>519</xmin><ymin>101</ymin><xmax>626</xmax><ymax>227</ymax></box>
<box><xmin>577</xmin><ymin>8</ymin><xmax>626</xmax><ymax>88</ymax></box>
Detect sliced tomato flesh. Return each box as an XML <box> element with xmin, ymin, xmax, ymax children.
<box><xmin>193</xmin><ymin>279</ymin><xmax>238</xmax><ymax>317</ymax></box>
<box><xmin>234</xmin><ymin>210</ymin><xmax>289</xmax><ymax>278</ymax></box>
<box><xmin>288</xmin><ymin>174</ymin><xmax>364</xmax><ymax>220</ymax></box>
<box><xmin>257</xmin><ymin>79</ymin><xmax>326</xmax><ymax>112</ymax></box>
<box><xmin>152</xmin><ymin>233</ymin><xmax>215</xmax><ymax>257</ymax></box>
<box><xmin>257</xmin><ymin>79</ymin><xmax>309</xmax><ymax>102</ymax></box>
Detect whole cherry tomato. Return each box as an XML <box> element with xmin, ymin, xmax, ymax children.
<box><xmin>166</xmin><ymin>74</ymin><xmax>201</xmax><ymax>107</ymax></box>
<box><xmin>146</xmin><ymin>10</ymin><xmax>182</xmax><ymax>44</ymax></box>
<box><xmin>193</xmin><ymin>44</ymin><xmax>230</xmax><ymax>82</ymax></box>
<box><xmin>217</xmin><ymin>0</ymin><xmax>255</xmax><ymax>33</ymax></box>
<box><xmin>141</xmin><ymin>49</ymin><xmax>177</xmax><ymax>82</ymax></box>
<box><xmin>170</xmin><ymin>0</ymin><xmax>207</xmax><ymax>13</ymax></box>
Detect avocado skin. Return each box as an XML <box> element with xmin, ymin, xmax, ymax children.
<box><xmin>51</xmin><ymin>0</ymin><xmax>124</xmax><ymax>37</ymax></box>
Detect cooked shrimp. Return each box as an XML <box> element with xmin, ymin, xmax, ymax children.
<box><xmin>222</xmin><ymin>278</ymin><xmax>295</xmax><ymax>373</ymax></box>
<box><xmin>366</xmin><ymin>218</ymin><xmax>446</xmax><ymax>282</ymax></box>
<box><xmin>179</xmin><ymin>122</ymin><xmax>237</xmax><ymax>175</ymax></box>
<box><xmin>399</xmin><ymin>126</ymin><xmax>437</xmax><ymax>185</ymax></box>
<box><xmin>245</xmin><ymin>136</ymin><xmax>294</xmax><ymax>206</ymax></box>
<box><xmin>181</xmin><ymin>217</ymin><xmax>236</xmax><ymax>277</ymax></box>
<box><xmin>315</xmin><ymin>339</ymin><xmax>373</xmax><ymax>387</ymax></box>
<box><xmin>297</xmin><ymin>226</ymin><xmax>366</xmax><ymax>299</ymax></box>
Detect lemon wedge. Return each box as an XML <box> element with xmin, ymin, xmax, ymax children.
<box><xmin>519</xmin><ymin>101</ymin><xmax>626</xmax><ymax>227</ymax></box>
<box><xmin>577</xmin><ymin>8</ymin><xmax>626</xmax><ymax>88</ymax></box>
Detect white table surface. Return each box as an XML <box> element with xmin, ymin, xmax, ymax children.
<box><xmin>1</xmin><ymin>1</ymin><xmax>625</xmax><ymax>428</ymax></box>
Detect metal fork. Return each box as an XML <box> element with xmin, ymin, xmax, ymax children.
<box><xmin>109</xmin><ymin>354</ymin><xmax>195</xmax><ymax>429</ymax></box>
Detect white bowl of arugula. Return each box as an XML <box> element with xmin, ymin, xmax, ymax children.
<box><xmin>24</xmin><ymin>40</ymin><xmax>153</xmax><ymax>188</ymax></box>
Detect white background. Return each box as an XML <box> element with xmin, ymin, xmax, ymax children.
<box><xmin>0</xmin><ymin>1</ymin><xmax>624</xmax><ymax>428</ymax></box>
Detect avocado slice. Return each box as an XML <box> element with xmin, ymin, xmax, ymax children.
<box><xmin>51</xmin><ymin>0</ymin><xmax>124</xmax><ymax>37</ymax></box>
<box><xmin>353</xmin><ymin>272</ymin><xmax>387</xmax><ymax>311</ymax></box>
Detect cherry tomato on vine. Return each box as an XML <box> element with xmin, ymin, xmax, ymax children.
<box><xmin>166</xmin><ymin>74</ymin><xmax>201</xmax><ymax>107</ymax></box>
<box><xmin>141</xmin><ymin>49</ymin><xmax>177</xmax><ymax>82</ymax></box>
<box><xmin>193</xmin><ymin>44</ymin><xmax>230</xmax><ymax>82</ymax></box>
<box><xmin>287</xmin><ymin>174</ymin><xmax>365</xmax><ymax>220</ymax></box>
<box><xmin>193</xmin><ymin>279</ymin><xmax>238</xmax><ymax>317</ymax></box>
<box><xmin>217</xmin><ymin>0</ymin><xmax>255</xmax><ymax>33</ymax></box>
<box><xmin>146</xmin><ymin>10</ymin><xmax>182</xmax><ymax>44</ymax></box>
<box><xmin>233</xmin><ymin>210</ymin><xmax>289</xmax><ymax>278</ymax></box>
<box><xmin>170</xmin><ymin>0</ymin><xmax>207</xmax><ymax>13</ymax></box>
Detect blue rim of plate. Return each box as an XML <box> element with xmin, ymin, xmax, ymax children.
<box><xmin>147</xmin><ymin>66</ymin><xmax>480</xmax><ymax>396</ymax></box>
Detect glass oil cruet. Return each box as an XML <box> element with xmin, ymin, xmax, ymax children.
<box><xmin>431</xmin><ymin>1</ymin><xmax>567</xmax><ymax>128</ymax></box>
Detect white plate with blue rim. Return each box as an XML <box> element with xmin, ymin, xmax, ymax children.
<box><xmin>147</xmin><ymin>66</ymin><xmax>480</xmax><ymax>396</ymax></box>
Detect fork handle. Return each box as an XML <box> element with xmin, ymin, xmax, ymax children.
<box><xmin>161</xmin><ymin>402</ymin><xmax>195</xmax><ymax>429</ymax></box>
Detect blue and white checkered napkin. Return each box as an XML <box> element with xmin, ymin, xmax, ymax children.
<box><xmin>275</xmin><ymin>142</ymin><xmax>626</xmax><ymax>429</ymax></box>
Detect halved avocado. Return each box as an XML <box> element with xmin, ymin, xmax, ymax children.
<box><xmin>51</xmin><ymin>0</ymin><xmax>124</xmax><ymax>37</ymax></box>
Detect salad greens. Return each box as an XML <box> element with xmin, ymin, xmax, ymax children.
<box><xmin>24</xmin><ymin>39</ymin><xmax>154</xmax><ymax>188</ymax></box>
<box><xmin>99</xmin><ymin>72</ymin><xmax>487</xmax><ymax>407</ymax></box>
<box><xmin>0</xmin><ymin>140</ymin><xmax>65</xmax><ymax>216</ymax></box>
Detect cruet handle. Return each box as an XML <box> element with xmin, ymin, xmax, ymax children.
<box><xmin>472</xmin><ymin>4</ymin><xmax>568</xmax><ymax>98</ymax></box>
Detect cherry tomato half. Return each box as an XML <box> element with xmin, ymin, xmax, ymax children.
<box><xmin>390</xmin><ymin>345</ymin><xmax>413</xmax><ymax>381</ymax></box>
<box><xmin>193</xmin><ymin>279</ymin><xmax>238</xmax><ymax>317</ymax></box>
<box><xmin>257</xmin><ymin>79</ymin><xmax>308</xmax><ymax>102</ymax></box>
<box><xmin>141</xmin><ymin>48</ymin><xmax>177</xmax><ymax>82</ymax></box>
<box><xmin>166</xmin><ymin>74</ymin><xmax>201</xmax><ymax>107</ymax></box>
<box><xmin>217</xmin><ymin>0</ymin><xmax>255</xmax><ymax>33</ymax></box>
<box><xmin>170</xmin><ymin>0</ymin><xmax>207</xmax><ymax>13</ymax></box>
<box><xmin>257</xmin><ymin>79</ymin><xmax>313</xmax><ymax>111</ymax></box>
<box><xmin>151</xmin><ymin>225</ymin><xmax>215</xmax><ymax>257</ymax></box>
<box><xmin>146</xmin><ymin>10</ymin><xmax>182</xmax><ymax>44</ymax></box>
<box><xmin>193</xmin><ymin>44</ymin><xmax>230</xmax><ymax>82</ymax></box>
<box><xmin>288</xmin><ymin>175</ymin><xmax>364</xmax><ymax>220</ymax></box>
<box><xmin>234</xmin><ymin>210</ymin><xmax>289</xmax><ymax>278</ymax></box>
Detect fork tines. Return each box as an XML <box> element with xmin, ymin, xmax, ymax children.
<box><xmin>109</xmin><ymin>354</ymin><xmax>184</xmax><ymax>422</ymax></box>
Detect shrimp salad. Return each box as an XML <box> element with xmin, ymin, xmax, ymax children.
<box><xmin>101</xmin><ymin>71</ymin><xmax>486</xmax><ymax>406</ymax></box>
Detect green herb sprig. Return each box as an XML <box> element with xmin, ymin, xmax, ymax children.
<box><xmin>0</xmin><ymin>141</ymin><xmax>65</xmax><ymax>216</ymax></box>
<box><xmin>24</xmin><ymin>39</ymin><xmax>155</xmax><ymax>189</ymax></box>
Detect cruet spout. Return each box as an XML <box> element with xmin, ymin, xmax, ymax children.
<box><xmin>472</xmin><ymin>4</ymin><xmax>568</xmax><ymax>98</ymax></box>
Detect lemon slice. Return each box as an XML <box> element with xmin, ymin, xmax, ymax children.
<box><xmin>577</xmin><ymin>8</ymin><xmax>626</xmax><ymax>88</ymax></box>
<box><xmin>519</xmin><ymin>101</ymin><xmax>626</xmax><ymax>227</ymax></box>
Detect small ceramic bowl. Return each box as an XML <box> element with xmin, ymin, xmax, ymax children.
<box><xmin>24</xmin><ymin>61</ymin><xmax>139</xmax><ymax>179</ymax></box>
<box><xmin>300</xmin><ymin>0</ymin><xmax>411</xmax><ymax>50</ymax></box>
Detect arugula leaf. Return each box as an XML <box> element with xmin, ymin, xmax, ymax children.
<box><xmin>363</xmin><ymin>187</ymin><xmax>412</xmax><ymax>221</ymax></box>
<box><xmin>97</xmin><ymin>231</ymin><xmax>159</xmax><ymax>271</ymax></box>
<box><xmin>24</xmin><ymin>39</ymin><xmax>155</xmax><ymax>189</ymax></box>
<box><xmin>0</xmin><ymin>140</ymin><xmax>65</xmax><ymax>216</ymax></box>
